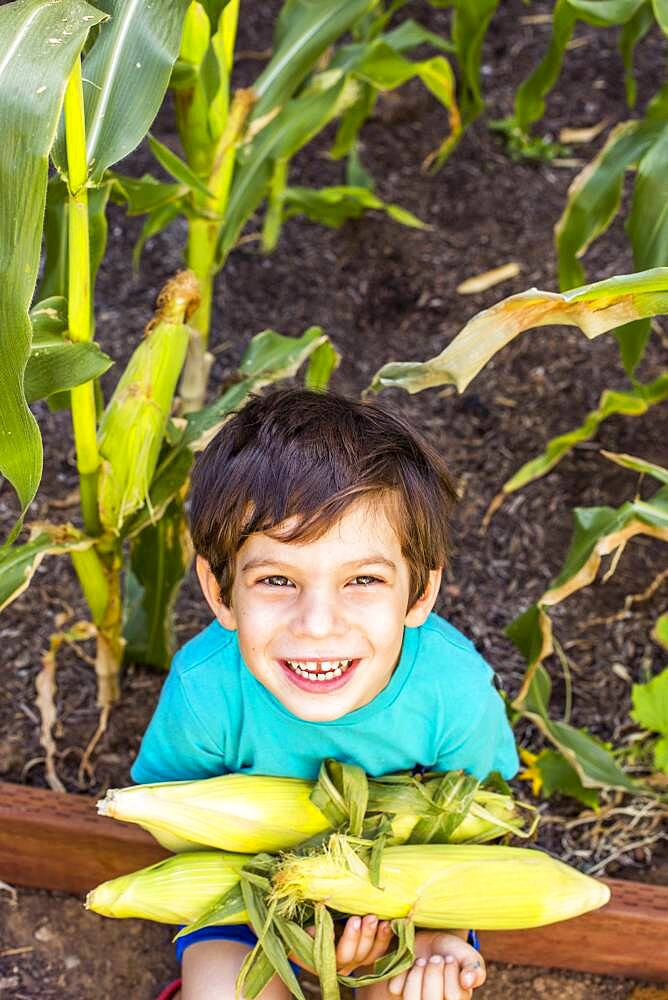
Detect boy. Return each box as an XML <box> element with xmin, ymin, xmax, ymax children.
<box><xmin>133</xmin><ymin>387</ymin><xmax>519</xmax><ymax>1000</ymax></box>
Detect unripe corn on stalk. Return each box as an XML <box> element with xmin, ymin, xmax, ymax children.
<box><xmin>97</xmin><ymin>271</ymin><xmax>199</xmax><ymax>533</ymax></box>
<box><xmin>271</xmin><ymin>834</ymin><xmax>610</xmax><ymax>930</ymax></box>
<box><xmin>86</xmin><ymin>851</ymin><xmax>248</xmax><ymax>924</ymax></box>
<box><xmin>97</xmin><ymin>773</ymin><xmax>331</xmax><ymax>853</ymax></box>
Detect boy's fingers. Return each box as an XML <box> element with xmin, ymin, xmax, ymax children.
<box><xmin>423</xmin><ymin>954</ymin><xmax>446</xmax><ymax>999</ymax></box>
<box><xmin>388</xmin><ymin>969</ymin><xmax>408</xmax><ymax>996</ymax></box>
<box><xmin>335</xmin><ymin>915</ymin><xmax>363</xmax><ymax>968</ymax></box>
<box><xmin>460</xmin><ymin>957</ymin><xmax>486</xmax><ymax>990</ymax></box>
<box><xmin>359</xmin><ymin>920</ymin><xmax>393</xmax><ymax>966</ymax></box>
<box><xmin>355</xmin><ymin>914</ymin><xmax>381</xmax><ymax>959</ymax></box>
<box><xmin>403</xmin><ymin>957</ymin><xmax>428</xmax><ymax>1000</ymax></box>
<box><xmin>443</xmin><ymin>955</ymin><xmax>471</xmax><ymax>1000</ymax></box>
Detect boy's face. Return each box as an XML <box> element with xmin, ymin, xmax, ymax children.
<box><xmin>197</xmin><ymin>499</ymin><xmax>441</xmax><ymax>723</ymax></box>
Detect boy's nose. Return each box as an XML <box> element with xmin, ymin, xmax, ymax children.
<box><xmin>290</xmin><ymin>590</ymin><xmax>347</xmax><ymax>639</ymax></box>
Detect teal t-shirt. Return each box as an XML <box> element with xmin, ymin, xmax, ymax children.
<box><xmin>131</xmin><ymin>611</ymin><xmax>518</xmax><ymax>785</ymax></box>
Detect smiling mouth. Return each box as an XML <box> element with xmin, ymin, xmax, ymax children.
<box><xmin>282</xmin><ymin>658</ymin><xmax>354</xmax><ymax>682</ymax></box>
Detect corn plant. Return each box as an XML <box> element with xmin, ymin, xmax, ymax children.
<box><xmin>506</xmin><ymin>450</ymin><xmax>668</xmax><ymax>795</ymax></box>
<box><xmin>108</xmin><ymin>0</ymin><xmax>503</xmax><ymax>412</ymax></box>
<box><xmin>0</xmin><ymin>0</ymin><xmax>339</xmax><ymax>784</ymax></box>
<box><xmin>367</xmin><ymin>270</ymin><xmax>668</xmax><ymax>801</ymax></box>
<box><xmin>494</xmin><ymin>0</ymin><xmax>667</xmax><ymax>377</ymax></box>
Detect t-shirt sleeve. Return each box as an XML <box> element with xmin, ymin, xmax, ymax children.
<box><xmin>130</xmin><ymin>659</ymin><xmax>227</xmax><ymax>785</ymax></box>
<box><xmin>434</xmin><ymin>678</ymin><xmax>519</xmax><ymax>781</ymax></box>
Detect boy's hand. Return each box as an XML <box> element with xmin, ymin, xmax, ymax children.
<box><xmin>291</xmin><ymin>914</ymin><xmax>393</xmax><ymax>976</ymax></box>
<box><xmin>335</xmin><ymin>914</ymin><xmax>394</xmax><ymax>974</ymax></box>
<box><xmin>387</xmin><ymin>930</ymin><xmax>486</xmax><ymax>1000</ymax></box>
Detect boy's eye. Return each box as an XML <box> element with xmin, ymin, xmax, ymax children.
<box><xmin>261</xmin><ymin>575</ymin><xmax>293</xmax><ymax>587</ymax></box>
<box><xmin>352</xmin><ymin>575</ymin><xmax>380</xmax><ymax>586</ymax></box>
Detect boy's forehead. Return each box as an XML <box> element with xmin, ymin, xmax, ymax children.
<box><xmin>238</xmin><ymin>498</ymin><xmax>403</xmax><ymax>562</ymax></box>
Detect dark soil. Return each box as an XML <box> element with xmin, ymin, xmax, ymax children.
<box><xmin>1</xmin><ymin>1</ymin><xmax>667</xmax><ymax>997</ymax></box>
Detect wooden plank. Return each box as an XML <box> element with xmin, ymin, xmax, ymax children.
<box><xmin>0</xmin><ymin>780</ymin><xmax>167</xmax><ymax>895</ymax></box>
<box><xmin>1</xmin><ymin>781</ymin><xmax>667</xmax><ymax>981</ymax></box>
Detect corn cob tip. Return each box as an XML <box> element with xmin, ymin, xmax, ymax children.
<box><xmin>96</xmin><ymin>790</ymin><xmax>116</xmax><ymax>817</ymax></box>
<box><xmin>146</xmin><ymin>270</ymin><xmax>200</xmax><ymax>332</ymax></box>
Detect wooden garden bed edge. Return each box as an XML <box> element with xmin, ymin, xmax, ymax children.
<box><xmin>1</xmin><ymin>780</ymin><xmax>666</xmax><ymax>982</ymax></box>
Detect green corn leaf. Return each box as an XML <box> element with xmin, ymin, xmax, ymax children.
<box><xmin>516</xmin><ymin>665</ymin><xmax>638</xmax><ymax>792</ymax></box>
<box><xmin>626</xmin><ymin>120</ymin><xmax>668</xmax><ymax>271</ymax></box>
<box><xmin>109</xmin><ymin>173</ymin><xmax>188</xmax><ymax>216</ymax></box>
<box><xmin>546</xmin><ymin>488</ymin><xmax>668</xmax><ymax>600</ymax></box>
<box><xmin>631</xmin><ymin>669</ymin><xmax>668</xmax><ymax>737</ymax></box>
<box><xmin>38</xmin><ymin>179</ymin><xmax>69</xmax><ymax>301</ymax></box>
<box><xmin>314</xmin><ymin>904</ymin><xmax>340</xmax><ymax>1000</ymax></box>
<box><xmin>199</xmin><ymin>0</ymin><xmax>236</xmax><ymax>30</ymax></box>
<box><xmin>52</xmin><ymin>0</ymin><xmax>190</xmax><ymax>184</ymax></box>
<box><xmin>0</xmin><ymin>0</ymin><xmax>105</xmax><ymax>542</ymax></box>
<box><xmin>304</xmin><ymin>340</ymin><xmax>341</xmax><ymax>392</ymax></box>
<box><xmin>25</xmin><ymin>335</ymin><xmax>112</xmax><ymax>403</ymax></box>
<box><xmin>0</xmin><ymin>524</ymin><xmax>94</xmax><ymax>613</ymax></box>
<box><xmin>252</xmin><ymin>0</ymin><xmax>373</xmax><ymax>122</ymax></box>
<box><xmin>493</xmin><ymin>373</ymin><xmax>668</xmax><ymax>501</ymax></box>
<box><xmin>330</xmin><ymin>80</ymin><xmax>376</xmax><ymax>159</ymax></box>
<box><xmin>280</xmin><ymin>184</ymin><xmax>425</xmax><ymax>231</ymax></box>
<box><xmin>37</xmin><ymin>178</ymin><xmax>112</xmax><ymax>323</ymax></box>
<box><xmin>345</xmin><ymin>143</ymin><xmax>374</xmax><ymax>189</ymax></box>
<box><xmin>652</xmin><ymin>0</ymin><xmax>668</xmax><ymax>31</ymax></box>
<box><xmin>381</xmin><ymin>19</ymin><xmax>456</xmax><ymax>55</ymax></box>
<box><xmin>533</xmin><ymin>749</ymin><xmax>601</xmax><ymax>809</ymax></box>
<box><xmin>174</xmin><ymin>883</ymin><xmax>247</xmax><ymax>939</ymax></box>
<box><xmin>447</xmin><ymin>0</ymin><xmax>500</xmax><ymax>124</ymax></box>
<box><xmin>601</xmin><ymin>449</ymin><xmax>668</xmax><ymax>484</ymax></box>
<box><xmin>29</xmin><ymin>296</ymin><xmax>68</xmax><ymax>337</ymax></box>
<box><xmin>132</xmin><ymin>201</ymin><xmax>184</xmax><ymax>271</ymax></box>
<box><xmin>567</xmin><ymin>0</ymin><xmax>647</xmax><ymax>25</ymax></box>
<box><xmin>619</xmin><ymin>2</ymin><xmax>655</xmax><ymax>107</ymax></box>
<box><xmin>121</xmin><ymin>447</ymin><xmax>193</xmax><ymax>541</ymax></box>
<box><xmin>652</xmin><ymin>613</ymin><xmax>668</xmax><ymax>650</ymax></box>
<box><xmin>239</xmin><ymin>881</ymin><xmax>306</xmax><ymax>1000</ymax></box>
<box><xmin>350</xmin><ymin>42</ymin><xmax>461</xmax><ymax>169</ymax></box>
<box><xmin>147</xmin><ymin>134</ymin><xmax>214</xmax><ymax>198</ymax></box>
<box><xmin>555</xmin><ymin>120</ymin><xmax>662</xmax><ymax>291</ymax></box>
<box><xmin>123</xmin><ymin>495</ymin><xmax>193</xmax><ymax>670</ymax></box>
<box><xmin>218</xmin><ymin>78</ymin><xmax>349</xmax><ymax>262</ymax></box>
<box><xmin>514</xmin><ymin>0</ymin><xmax>577</xmax><ymax>133</ymax></box>
<box><xmin>368</xmin><ymin>268</ymin><xmax>668</xmax><ymax>395</ymax></box>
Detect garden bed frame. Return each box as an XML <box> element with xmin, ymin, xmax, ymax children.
<box><xmin>1</xmin><ymin>780</ymin><xmax>666</xmax><ymax>982</ymax></box>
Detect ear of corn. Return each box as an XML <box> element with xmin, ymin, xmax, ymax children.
<box><xmin>85</xmin><ymin>851</ymin><xmax>248</xmax><ymax>924</ymax></box>
<box><xmin>104</xmin><ymin>765</ymin><xmax>529</xmax><ymax>856</ymax></box>
<box><xmin>96</xmin><ymin>271</ymin><xmax>199</xmax><ymax>534</ymax></box>
<box><xmin>97</xmin><ymin>773</ymin><xmax>331</xmax><ymax>853</ymax></box>
<box><xmin>271</xmin><ymin>833</ymin><xmax>611</xmax><ymax>930</ymax></box>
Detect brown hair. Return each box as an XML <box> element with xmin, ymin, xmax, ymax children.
<box><xmin>189</xmin><ymin>387</ymin><xmax>458</xmax><ymax>609</ymax></box>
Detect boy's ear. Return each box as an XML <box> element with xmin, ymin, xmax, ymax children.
<box><xmin>404</xmin><ymin>568</ymin><xmax>442</xmax><ymax>628</ymax></box>
<box><xmin>195</xmin><ymin>555</ymin><xmax>237</xmax><ymax>631</ymax></box>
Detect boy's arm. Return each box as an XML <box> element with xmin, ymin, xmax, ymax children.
<box><xmin>131</xmin><ymin>660</ymin><xmax>227</xmax><ymax>784</ymax></box>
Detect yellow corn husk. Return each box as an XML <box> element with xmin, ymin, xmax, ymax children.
<box><xmin>271</xmin><ymin>834</ymin><xmax>611</xmax><ymax>930</ymax></box>
<box><xmin>97</xmin><ymin>773</ymin><xmax>331</xmax><ymax>853</ymax></box>
<box><xmin>96</xmin><ymin>271</ymin><xmax>199</xmax><ymax>533</ymax></box>
<box><xmin>85</xmin><ymin>851</ymin><xmax>248</xmax><ymax>924</ymax></box>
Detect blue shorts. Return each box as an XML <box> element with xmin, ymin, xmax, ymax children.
<box><xmin>175</xmin><ymin>923</ymin><xmax>302</xmax><ymax>976</ymax></box>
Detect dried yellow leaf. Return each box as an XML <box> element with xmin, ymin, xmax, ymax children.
<box><xmin>559</xmin><ymin>120</ymin><xmax>608</xmax><ymax>144</ymax></box>
<box><xmin>456</xmin><ymin>263</ymin><xmax>521</xmax><ymax>295</ymax></box>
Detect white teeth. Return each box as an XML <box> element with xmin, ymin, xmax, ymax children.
<box><xmin>284</xmin><ymin>658</ymin><xmax>353</xmax><ymax>681</ymax></box>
